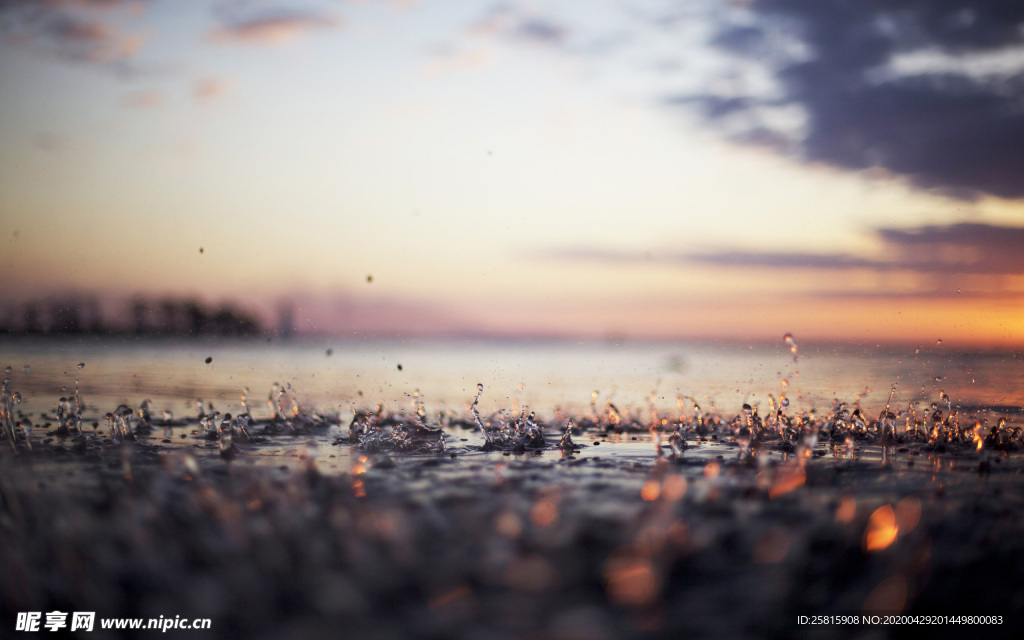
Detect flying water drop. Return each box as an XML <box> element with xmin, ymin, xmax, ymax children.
<box><xmin>783</xmin><ymin>333</ymin><xmax>798</xmax><ymax>362</ymax></box>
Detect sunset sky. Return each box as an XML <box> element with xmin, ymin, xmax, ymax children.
<box><xmin>1</xmin><ymin>0</ymin><xmax>1023</xmax><ymax>344</ymax></box>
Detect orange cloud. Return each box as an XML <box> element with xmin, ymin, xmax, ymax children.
<box><xmin>208</xmin><ymin>13</ymin><xmax>342</xmax><ymax>47</ymax></box>
<box><xmin>122</xmin><ymin>89</ymin><xmax>162</xmax><ymax>108</ymax></box>
<box><xmin>194</xmin><ymin>77</ymin><xmax>233</xmax><ymax>101</ymax></box>
<box><xmin>422</xmin><ymin>47</ymin><xmax>495</xmax><ymax>78</ymax></box>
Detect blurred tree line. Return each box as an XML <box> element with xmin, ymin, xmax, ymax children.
<box><xmin>0</xmin><ymin>295</ymin><xmax>262</xmax><ymax>337</ymax></box>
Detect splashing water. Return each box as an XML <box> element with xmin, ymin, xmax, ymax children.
<box><xmin>559</xmin><ymin>417</ymin><xmax>576</xmax><ymax>451</ymax></box>
<box><xmin>218</xmin><ymin>414</ymin><xmax>236</xmax><ymax>459</ymax></box>
<box><xmin>232</xmin><ymin>414</ymin><xmax>252</xmax><ymax>444</ymax></box>
<box><xmin>56</xmin><ymin>396</ymin><xmax>76</xmax><ymax>436</ymax></box>
<box><xmin>606</xmin><ymin>402</ymin><xmax>622</xmax><ymax>429</ymax></box>
<box><xmin>471</xmin><ymin>383</ymin><xmax>490</xmax><ymax>444</ymax></box>
<box><xmin>241</xmin><ymin>386</ymin><xmax>252</xmax><ymax>418</ymax></box>
<box><xmin>734</xmin><ymin>403</ymin><xmax>755</xmax><ymax>459</ymax></box>
<box><xmin>73</xmin><ymin>374</ymin><xmax>84</xmax><ymax>433</ymax></box>
<box><xmin>200</xmin><ymin>411</ymin><xmax>221</xmax><ymax>439</ymax></box>
<box><xmin>108</xmin><ymin>404</ymin><xmax>134</xmax><ymax>444</ymax></box>
<box><xmin>1</xmin><ymin>378</ymin><xmax>21</xmax><ymax>452</ymax></box>
<box><xmin>18</xmin><ymin>417</ymin><xmax>33</xmax><ymax>451</ymax></box>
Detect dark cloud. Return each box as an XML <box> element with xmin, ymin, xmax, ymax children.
<box><xmin>41</xmin><ymin>0</ymin><xmax>133</xmax><ymax>9</ymax></box>
<box><xmin>469</xmin><ymin>4</ymin><xmax>569</xmax><ymax>49</ymax></box>
<box><xmin>512</xmin><ymin>18</ymin><xmax>567</xmax><ymax>46</ymax></box>
<box><xmin>689</xmin><ymin>251</ymin><xmax>881</xmax><ymax>271</ymax></box>
<box><xmin>544</xmin><ymin>222</ymin><xmax>1024</xmax><ymax>278</ymax></box>
<box><xmin>674</xmin><ymin>0</ymin><xmax>1024</xmax><ymax>200</ymax></box>
<box><xmin>695</xmin><ymin>223</ymin><xmax>1024</xmax><ymax>276</ymax></box>
<box><xmin>0</xmin><ymin>0</ymin><xmax>144</xmax><ymax>65</ymax></box>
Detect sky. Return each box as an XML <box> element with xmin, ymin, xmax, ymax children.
<box><xmin>1</xmin><ymin>0</ymin><xmax>1023</xmax><ymax>345</ymax></box>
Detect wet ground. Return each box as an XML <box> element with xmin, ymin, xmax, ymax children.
<box><xmin>2</xmin><ymin>395</ymin><xmax>1024</xmax><ymax>640</ymax></box>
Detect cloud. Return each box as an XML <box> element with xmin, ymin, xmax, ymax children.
<box><xmin>543</xmin><ymin>222</ymin><xmax>1024</xmax><ymax>279</ymax></box>
<box><xmin>0</xmin><ymin>0</ymin><xmax>146</xmax><ymax>65</ymax></box>
<box><xmin>422</xmin><ymin>46</ymin><xmax>495</xmax><ymax>78</ymax></box>
<box><xmin>121</xmin><ymin>88</ymin><xmax>162</xmax><ymax>108</ymax></box>
<box><xmin>669</xmin><ymin>0</ymin><xmax>1024</xmax><ymax>200</ymax></box>
<box><xmin>469</xmin><ymin>4</ymin><xmax>569</xmax><ymax>48</ymax></box>
<box><xmin>208</xmin><ymin>10</ymin><xmax>341</xmax><ymax>46</ymax></box>
<box><xmin>536</xmin><ymin>246</ymin><xmax>655</xmax><ymax>264</ymax></box>
<box><xmin>41</xmin><ymin>0</ymin><xmax>139</xmax><ymax>10</ymax></box>
<box><xmin>194</xmin><ymin>76</ymin><xmax>233</xmax><ymax>101</ymax></box>
<box><xmin>706</xmin><ymin>222</ymin><xmax>1024</xmax><ymax>277</ymax></box>
<box><xmin>341</xmin><ymin>0</ymin><xmax>421</xmax><ymax>10</ymax></box>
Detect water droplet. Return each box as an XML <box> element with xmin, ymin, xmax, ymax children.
<box><xmin>77</xmin><ymin>362</ymin><xmax>85</xmax><ymax>369</ymax></box>
<box><xmin>3</xmin><ymin>366</ymin><xmax>10</xmax><ymax>374</ymax></box>
<box><xmin>783</xmin><ymin>333</ymin><xmax>798</xmax><ymax>361</ymax></box>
